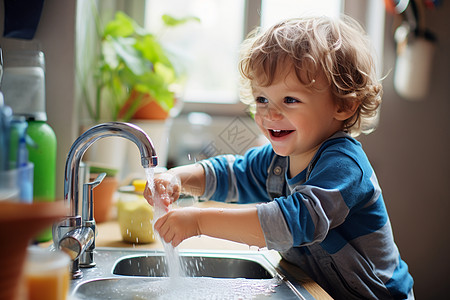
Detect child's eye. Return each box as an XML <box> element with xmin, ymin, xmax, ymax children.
<box><xmin>255</xmin><ymin>96</ymin><xmax>268</xmax><ymax>104</ymax></box>
<box><xmin>284</xmin><ymin>96</ymin><xmax>300</xmax><ymax>104</ymax></box>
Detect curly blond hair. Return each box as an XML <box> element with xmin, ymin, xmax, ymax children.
<box><xmin>239</xmin><ymin>15</ymin><xmax>382</xmax><ymax>136</ymax></box>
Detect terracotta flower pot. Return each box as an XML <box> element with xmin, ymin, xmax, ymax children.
<box><xmin>92</xmin><ymin>175</ymin><xmax>118</xmax><ymax>223</ymax></box>
<box><xmin>0</xmin><ymin>201</ymin><xmax>67</xmax><ymax>300</ymax></box>
<box><xmin>132</xmin><ymin>96</ymin><xmax>170</xmax><ymax>120</ymax></box>
<box><xmin>119</xmin><ymin>90</ymin><xmax>171</xmax><ymax>120</ymax></box>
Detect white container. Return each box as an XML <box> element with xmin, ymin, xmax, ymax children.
<box><xmin>394</xmin><ymin>31</ymin><xmax>436</xmax><ymax>101</ymax></box>
<box><xmin>0</xmin><ymin>163</ymin><xmax>34</xmax><ymax>203</ymax></box>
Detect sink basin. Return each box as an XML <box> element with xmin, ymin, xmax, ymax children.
<box><xmin>70</xmin><ymin>247</ymin><xmax>315</xmax><ymax>299</ymax></box>
<box><xmin>113</xmin><ymin>254</ymin><xmax>273</xmax><ymax>279</ymax></box>
<box><xmin>74</xmin><ymin>276</ymin><xmax>301</xmax><ymax>300</ymax></box>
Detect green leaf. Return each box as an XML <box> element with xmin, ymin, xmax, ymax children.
<box><xmin>161</xmin><ymin>14</ymin><xmax>200</xmax><ymax>27</ymax></box>
<box><xmin>101</xmin><ymin>40</ymin><xmax>119</xmax><ymax>69</ymax></box>
<box><xmin>132</xmin><ymin>71</ymin><xmax>165</xmax><ymax>93</ymax></box>
<box><xmin>154</xmin><ymin>62</ymin><xmax>176</xmax><ymax>84</ymax></box>
<box><xmin>134</xmin><ymin>35</ymin><xmax>172</xmax><ymax>68</ymax></box>
<box><xmin>103</xmin><ymin>12</ymin><xmax>135</xmax><ymax>38</ymax></box>
<box><xmin>109</xmin><ymin>37</ymin><xmax>152</xmax><ymax>76</ymax></box>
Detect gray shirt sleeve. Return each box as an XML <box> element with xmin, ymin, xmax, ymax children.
<box><xmin>197</xmin><ymin>156</ymin><xmax>239</xmax><ymax>202</ymax></box>
<box><xmin>197</xmin><ymin>160</ymin><xmax>217</xmax><ymax>200</ymax></box>
<box><xmin>256</xmin><ymin>201</ymin><xmax>293</xmax><ymax>251</ymax></box>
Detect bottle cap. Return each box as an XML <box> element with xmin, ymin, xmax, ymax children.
<box><xmin>132</xmin><ymin>179</ymin><xmax>147</xmax><ymax>193</ymax></box>
<box><xmin>2</xmin><ymin>48</ymin><xmax>47</xmax><ymax>121</ymax></box>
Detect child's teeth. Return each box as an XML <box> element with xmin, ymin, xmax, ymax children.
<box><xmin>273</xmin><ymin>130</ymin><xmax>281</xmax><ymax>132</ymax></box>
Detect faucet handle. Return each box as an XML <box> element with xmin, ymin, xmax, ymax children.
<box><xmin>58</xmin><ymin>227</ymin><xmax>94</xmax><ymax>261</ymax></box>
<box><xmin>87</xmin><ymin>172</ymin><xmax>106</xmax><ymax>187</ymax></box>
<box><xmin>81</xmin><ymin>172</ymin><xmax>106</xmax><ymax>223</ymax></box>
<box><xmin>79</xmin><ymin>172</ymin><xmax>106</xmax><ymax>269</ymax></box>
<box><xmin>52</xmin><ymin>216</ymin><xmax>82</xmax><ymax>248</ymax></box>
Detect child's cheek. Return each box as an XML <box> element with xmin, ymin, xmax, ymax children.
<box><xmin>254</xmin><ymin>114</ymin><xmax>265</xmax><ymax>132</ymax></box>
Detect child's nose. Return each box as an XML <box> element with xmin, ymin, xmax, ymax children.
<box><xmin>262</xmin><ymin>104</ymin><xmax>283</xmax><ymax>120</ymax></box>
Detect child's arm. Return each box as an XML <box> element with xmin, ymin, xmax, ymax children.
<box><xmin>154</xmin><ymin>206</ymin><xmax>266</xmax><ymax>248</ymax></box>
<box><xmin>146</xmin><ymin>163</ymin><xmax>266</xmax><ymax>247</ymax></box>
<box><xmin>173</xmin><ymin>163</ymin><xmax>206</xmax><ymax>196</ymax></box>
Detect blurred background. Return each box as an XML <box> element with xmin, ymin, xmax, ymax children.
<box><xmin>0</xmin><ymin>0</ymin><xmax>448</xmax><ymax>298</ymax></box>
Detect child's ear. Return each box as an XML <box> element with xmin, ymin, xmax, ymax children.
<box><xmin>334</xmin><ymin>100</ymin><xmax>359</xmax><ymax>121</ymax></box>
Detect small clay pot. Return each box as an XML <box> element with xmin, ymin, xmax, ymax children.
<box><xmin>132</xmin><ymin>97</ymin><xmax>170</xmax><ymax>120</ymax></box>
<box><xmin>119</xmin><ymin>90</ymin><xmax>171</xmax><ymax>120</ymax></box>
<box><xmin>92</xmin><ymin>175</ymin><xmax>118</xmax><ymax>223</ymax></box>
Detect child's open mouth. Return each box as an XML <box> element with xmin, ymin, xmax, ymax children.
<box><xmin>269</xmin><ymin>129</ymin><xmax>294</xmax><ymax>138</ymax></box>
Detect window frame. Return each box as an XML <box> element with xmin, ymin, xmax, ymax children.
<box><xmin>142</xmin><ymin>0</ymin><xmax>384</xmax><ymax>117</ymax></box>
<box><xmin>174</xmin><ymin>0</ymin><xmax>261</xmax><ymax>116</ymax></box>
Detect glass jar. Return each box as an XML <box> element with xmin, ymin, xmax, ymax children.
<box><xmin>117</xmin><ymin>180</ymin><xmax>155</xmax><ymax>244</ymax></box>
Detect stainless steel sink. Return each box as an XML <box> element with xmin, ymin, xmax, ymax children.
<box><xmin>70</xmin><ymin>247</ymin><xmax>315</xmax><ymax>299</ymax></box>
<box><xmin>113</xmin><ymin>254</ymin><xmax>274</xmax><ymax>278</ymax></box>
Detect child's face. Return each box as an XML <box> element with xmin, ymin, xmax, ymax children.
<box><xmin>252</xmin><ymin>68</ymin><xmax>344</xmax><ymax>166</ymax></box>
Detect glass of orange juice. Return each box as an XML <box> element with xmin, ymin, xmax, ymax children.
<box><xmin>24</xmin><ymin>246</ymin><xmax>70</xmax><ymax>300</ymax></box>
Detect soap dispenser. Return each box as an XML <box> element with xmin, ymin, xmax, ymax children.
<box><xmin>2</xmin><ymin>48</ymin><xmax>57</xmax><ymax>242</ymax></box>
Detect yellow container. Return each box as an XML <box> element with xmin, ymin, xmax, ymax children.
<box><xmin>117</xmin><ymin>180</ymin><xmax>155</xmax><ymax>244</ymax></box>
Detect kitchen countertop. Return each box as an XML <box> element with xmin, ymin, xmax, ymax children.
<box><xmin>92</xmin><ymin>200</ymin><xmax>332</xmax><ymax>299</ymax></box>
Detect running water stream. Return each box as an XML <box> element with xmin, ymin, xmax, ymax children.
<box><xmin>145</xmin><ymin>167</ymin><xmax>184</xmax><ymax>278</ymax></box>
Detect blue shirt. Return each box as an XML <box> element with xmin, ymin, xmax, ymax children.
<box><xmin>199</xmin><ymin>132</ymin><xmax>414</xmax><ymax>299</ymax></box>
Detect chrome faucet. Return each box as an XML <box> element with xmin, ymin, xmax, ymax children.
<box><xmin>53</xmin><ymin>122</ymin><xmax>158</xmax><ymax>278</ymax></box>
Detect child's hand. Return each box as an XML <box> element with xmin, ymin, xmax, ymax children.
<box><xmin>154</xmin><ymin>207</ymin><xmax>201</xmax><ymax>247</ymax></box>
<box><xmin>143</xmin><ymin>173</ymin><xmax>181</xmax><ymax>208</ymax></box>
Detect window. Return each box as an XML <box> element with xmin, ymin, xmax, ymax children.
<box><xmin>145</xmin><ymin>0</ymin><xmax>343</xmax><ymax>107</ymax></box>
<box><xmin>261</xmin><ymin>0</ymin><xmax>342</xmax><ymax>28</ymax></box>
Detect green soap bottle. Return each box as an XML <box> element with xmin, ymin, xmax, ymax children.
<box><xmin>27</xmin><ymin>119</ymin><xmax>57</xmax><ymax>242</ymax></box>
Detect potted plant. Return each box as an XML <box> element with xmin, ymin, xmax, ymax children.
<box><xmin>79</xmin><ymin>11</ymin><xmax>198</xmax><ymax>171</ymax></box>
<box><xmin>82</xmin><ymin>11</ymin><xmax>199</xmax><ymax>123</ymax></box>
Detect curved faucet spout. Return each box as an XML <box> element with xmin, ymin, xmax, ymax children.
<box><xmin>64</xmin><ymin>122</ymin><xmax>158</xmax><ymax>216</ymax></box>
